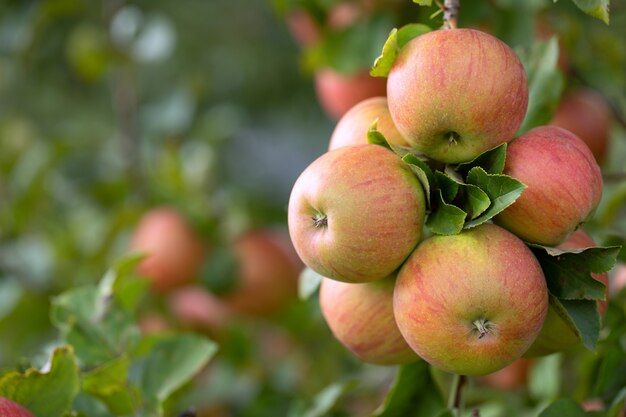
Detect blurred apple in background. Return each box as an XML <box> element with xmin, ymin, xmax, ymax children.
<box><xmin>169</xmin><ymin>285</ymin><xmax>233</xmax><ymax>332</ymax></box>
<box><xmin>286</xmin><ymin>8</ymin><xmax>321</xmax><ymax>47</ymax></box>
<box><xmin>478</xmin><ymin>358</ymin><xmax>534</xmax><ymax>390</ymax></box>
<box><xmin>131</xmin><ymin>207</ymin><xmax>208</xmax><ymax>292</ymax></box>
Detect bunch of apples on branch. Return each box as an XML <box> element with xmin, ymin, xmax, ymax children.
<box><xmin>287</xmin><ymin>6</ymin><xmax>620</xmax><ymax>388</ymax></box>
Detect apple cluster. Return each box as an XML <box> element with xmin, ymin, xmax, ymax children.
<box><xmin>288</xmin><ymin>28</ymin><xmax>605</xmax><ymax>376</ymax></box>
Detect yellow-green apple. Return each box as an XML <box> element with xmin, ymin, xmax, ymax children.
<box><xmin>319</xmin><ymin>276</ymin><xmax>420</xmax><ymax>365</ymax></box>
<box><xmin>478</xmin><ymin>358</ymin><xmax>534</xmax><ymax>390</ymax></box>
<box><xmin>524</xmin><ymin>229</ymin><xmax>609</xmax><ymax>357</ymax></box>
<box><xmin>0</xmin><ymin>398</ymin><xmax>35</xmax><ymax>417</ymax></box>
<box><xmin>288</xmin><ymin>144</ymin><xmax>425</xmax><ymax>283</ymax></box>
<box><xmin>328</xmin><ymin>97</ymin><xmax>409</xmax><ymax>150</ymax></box>
<box><xmin>131</xmin><ymin>207</ymin><xmax>207</xmax><ymax>292</ymax></box>
<box><xmin>221</xmin><ymin>229</ymin><xmax>301</xmax><ymax>316</ymax></box>
<box><xmin>550</xmin><ymin>89</ymin><xmax>613</xmax><ymax>164</ymax></box>
<box><xmin>394</xmin><ymin>224</ymin><xmax>547</xmax><ymax>376</ymax></box>
<box><xmin>315</xmin><ymin>69</ymin><xmax>387</xmax><ymax>120</ymax></box>
<box><xmin>387</xmin><ymin>29</ymin><xmax>528</xmax><ymax>163</ymax></box>
<box><xmin>494</xmin><ymin>126</ymin><xmax>603</xmax><ymax>246</ymax></box>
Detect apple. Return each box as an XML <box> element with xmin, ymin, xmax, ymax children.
<box><xmin>315</xmin><ymin>69</ymin><xmax>387</xmax><ymax>120</ymax></box>
<box><xmin>288</xmin><ymin>144</ymin><xmax>425</xmax><ymax>283</ymax></box>
<box><xmin>138</xmin><ymin>312</ymin><xmax>170</xmax><ymax>334</ymax></box>
<box><xmin>221</xmin><ymin>229</ymin><xmax>301</xmax><ymax>316</ymax></box>
<box><xmin>478</xmin><ymin>358</ymin><xmax>534</xmax><ymax>390</ymax></box>
<box><xmin>130</xmin><ymin>207</ymin><xmax>207</xmax><ymax>292</ymax></box>
<box><xmin>387</xmin><ymin>28</ymin><xmax>528</xmax><ymax>163</ymax></box>
<box><xmin>494</xmin><ymin>126</ymin><xmax>603</xmax><ymax>246</ymax></box>
<box><xmin>524</xmin><ymin>229</ymin><xmax>609</xmax><ymax>357</ymax></box>
<box><xmin>328</xmin><ymin>96</ymin><xmax>409</xmax><ymax>150</ymax></box>
<box><xmin>320</xmin><ymin>276</ymin><xmax>420</xmax><ymax>365</ymax></box>
<box><xmin>394</xmin><ymin>223</ymin><xmax>547</xmax><ymax>376</ymax></box>
<box><xmin>0</xmin><ymin>398</ymin><xmax>35</xmax><ymax>417</ymax></box>
<box><xmin>550</xmin><ymin>89</ymin><xmax>613</xmax><ymax>164</ymax></box>
<box><xmin>286</xmin><ymin>8</ymin><xmax>320</xmax><ymax>47</ymax></box>
<box><xmin>168</xmin><ymin>285</ymin><xmax>232</xmax><ymax>331</ymax></box>
<box><xmin>612</xmin><ymin>263</ymin><xmax>626</xmax><ymax>297</ymax></box>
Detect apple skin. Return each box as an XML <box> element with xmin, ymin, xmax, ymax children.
<box><xmin>524</xmin><ymin>229</ymin><xmax>609</xmax><ymax>357</ymax></box>
<box><xmin>288</xmin><ymin>144</ymin><xmax>425</xmax><ymax>283</ymax></box>
<box><xmin>320</xmin><ymin>276</ymin><xmax>420</xmax><ymax>365</ymax></box>
<box><xmin>328</xmin><ymin>97</ymin><xmax>409</xmax><ymax>150</ymax></box>
<box><xmin>494</xmin><ymin>126</ymin><xmax>603</xmax><ymax>246</ymax></box>
<box><xmin>394</xmin><ymin>224</ymin><xmax>547</xmax><ymax>376</ymax></box>
<box><xmin>315</xmin><ymin>69</ymin><xmax>387</xmax><ymax>120</ymax></box>
<box><xmin>286</xmin><ymin>8</ymin><xmax>320</xmax><ymax>47</ymax></box>
<box><xmin>0</xmin><ymin>398</ymin><xmax>35</xmax><ymax>417</ymax></box>
<box><xmin>168</xmin><ymin>285</ymin><xmax>232</xmax><ymax>330</ymax></box>
<box><xmin>612</xmin><ymin>263</ymin><xmax>626</xmax><ymax>297</ymax></box>
<box><xmin>387</xmin><ymin>28</ymin><xmax>528</xmax><ymax>163</ymax></box>
<box><xmin>550</xmin><ymin>89</ymin><xmax>612</xmax><ymax>164</ymax></box>
<box><xmin>478</xmin><ymin>358</ymin><xmax>534</xmax><ymax>390</ymax></box>
<box><xmin>221</xmin><ymin>229</ymin><xmax>301</xmax><ymax>316</ymax></box>
<box><xmin>131</xmin><ymin>207</ymin><xmax>207</xmax><ymax>292</ymax></box>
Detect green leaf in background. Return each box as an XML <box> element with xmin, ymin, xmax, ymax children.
<box><xmin>530</xmin><ymin>244</ymin><xmax>619</xmax><ymax>301</ymax></box>
<box><xmin>371</xmin><ymin>361</ymin><xmax>445</xmax><ymax>417</ymax></box>
<box><xmin>291</xmin><ymin>380</ymin><xmax>358</xmax><ymax>417</ymax></box>
<box><xmin>138</xmin><ymin>333</ymin><xmax>218</xmax><ymax>404</ymax></box>
<box><xmin>412</xmin><ymin>0</ymin><xmax>433</xmax><ymax>6</ymax></box>
<box><xmin>299</xmin><ymin>267</ymin><xmax>324</xmax><ymax>300</ymax></box>
<box><xmin>571</xmin><ymin>0</ymin><xmax>610</xmax><ymax>24</ymax></box>
<box><xmin>82</xmin><ymin>356</ymin><xmax>142</xmax><ymax>415</ymax></box>
<box><xmin>464</xmin><ymin>166</ymin><xmax>526</xmax><ymax>228</ymax></box>
<box><xmin>529</xmin><ymin>354</ymin><xmax>561</xmax><ymax>403</ymax></box>
<box><xmin>370</xmin><ymin>24</ymin><xmax>431</xmax><ymax>77</ymax></box>
<box><xmin>538</xmin><ymin>398</ymin><xmax>588</xmax><ymax>417</ymax></box>
<box><xmin>0</xmin><ymin>346</ymin><xmax>80</xmax><ymax>417</ymax></box>
<box><xmin>426</xmin><ymin>190</ymin><xmax>467</xmax><ymax>236</ymax></box>
<box><xmin>402</xmin><ymin>153</ymin><xmax>433</xmax><ymax>207</ymax></box>
<box><xmin>457</xmin><ymin>143</ymin><xmax>507</xmax><ymax>176</ymax></box>
<box><xmin>551</xmin><ymin>295</ymin><xmax>601</xmax><ymax>351</ymax></box>
<box><xmin>517</xmin><ymin>37</ymin><xmax>564</xmax><ymax>135</ymax></box>
<box><xmin>99</xmin><ymin>253</ymin><xmax>149</xmax><ymax>312</ymax></box>
<box><xmin>199</xmin><ymin>245</ymin><xmax>240</xmax><ymax>295</ymax></box>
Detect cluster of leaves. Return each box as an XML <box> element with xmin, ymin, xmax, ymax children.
<box><xmin>0</xmin><ymin>256</ymin><xmax>217</xmax><ymax>417</ymax></box>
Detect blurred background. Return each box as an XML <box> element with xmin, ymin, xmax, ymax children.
<box><xmin>1</xmin><ymin>0</ymin><xmax>626</xmax><ymax>416</ymax></box>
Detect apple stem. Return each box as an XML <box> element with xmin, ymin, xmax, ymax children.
<box><xmin>448</xmin><ymin>374</ymin><xmax>467</xmax><ymax>416</ymax></box>
<box><xmin>312</xmin><ymin>213</ymin><xmax>328</xmax><ymax>228</ymax></box>
<box><xmin>443</xmin><ymin>0</ymin><xmax>460</xmax><ymax>29</ymax></box>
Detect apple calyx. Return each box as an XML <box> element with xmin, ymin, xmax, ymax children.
<box><xmin>446</xmin><ymin>131</ymin><xmax>461</xmax><ymax>146</ymax></box>
<box><xmin>313</xmin><ymin>212</ymin><xmax>328</xmax><ymax>228</ymax></box>
<box><xmin>472</xmin><ymin>318</ymin><xmax>494</xmax><ymax>339</ymax></box>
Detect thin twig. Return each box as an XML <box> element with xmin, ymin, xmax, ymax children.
<box><xmin>443</xmin><ymin>0</ymin><xmax>460</xmax><ymax>29</ymax></box>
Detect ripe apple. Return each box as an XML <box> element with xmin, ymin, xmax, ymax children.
<box><xmin>286</xmin><ymin>8</ymin><xmax>320</xmax><ymax>47</ymax></box>
<box><xmin>478</xmin><ymin>358</ymin><xmax>534</xmax><ymax>390</ymax></box>
<box><xmin>315</xmin><ymin>69</ymin><xmax>387</xmax><ymax>120</ymax></box>
<box><xmin>550</xmin><ymin>89</ymin><xmax>613</xmax><ymax>164</ymax></box>
<box><xmin>168</xmin><ymin>285</ymin><xmax>232</xmax><ymax>331</ymax></box>
<box><xmin>328</xmin><ymin>97</ymin><xmax>409</xmax><ymax>150</ymax></box>
<box><xmin>221</xmin><ymin>229</ymin><xmax>301</xmax><ymax>316</ymax></box>
<box><xmin>319</xmin><ymin>276</ymin><xmax>420</xmax><ymax>365</ymax></box>
<box><xmin>0</xmin><ymin>398</ymin><xmax>35</xmax><ymax>417</ymax></box>
<box><xmin>288</xmin><ymin>144</ymin><xmax>425</xmax><ymax>283</ymax></box>
<box><xmin>138</xmin><ymin>312</ymin><xmax>170</xmax><ymax>334</ymax></box>
<box><xmin>494</xmin><ymin>126</ymin><xmax>603</xmax><ymax>246</ymax></box>
<box><xmin>130</xmin><ymin>207</ymin><xmax>207</xmax><ymax>292</ymax></box>
<box><xmin>387</xmin><ymin>28</ymin><xmax>528</xmax><ymax>163</ymax></box>
<box><xmin>394</xmin><ymin>223</ymin><xmax>547</xmax><ymax>376</ymax></box>
<box><xmin>612</xmin><ymin>263</ymin><xmax>626</xmax><ymax>297</ymax></box>
<box><xmin>524</xmin><ymin>229</ymin><xmax>609</xmax><ymax>357</ymax></box>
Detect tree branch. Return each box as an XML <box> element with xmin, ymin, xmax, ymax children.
<box><xmin>443</xmin><ymin>0</ymin><xmax>460</xmax><ymax>29</ymax></box>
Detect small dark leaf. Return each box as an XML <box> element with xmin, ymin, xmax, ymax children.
<box><xmin>464</xmin><ymin>167</ymin><xmax>526</xmax><ymax>228</ymax></box>
<box><xmin>371</xmin><ymin>24</ymin><xmax>431</xmax><ymax>77</ymax></box>
<box><xmin>530</xmin><ymin>244</ymin><xmax>619</xmax><ymax>301</ymax></box>
<box><xmin>426</xmin><ymin>190</ymin><xmax>467</xmax><ymax>236</ymax></box>
<box><xmin>550</xmin><ymin>295</ymin><xmax>600</xmax><ymax>351</ymax></box>
<box><xmin>457</xmin><ymin>143</ymin><xmax>507</xmax><ymax>176</ymax></box>
<box><xmin>434</xmin><ymin>171</ymin><xmax>459</xmax><ymax>203</ymax></box>
<box><xmin>371</xmin><ymin>361</ymin><xmax>445</xmax><ymax>417</ymax></box>
<box><xmin>538</xmin><ymin>399</ymin><xmax>587</xmax><ymax>417</ymax></box>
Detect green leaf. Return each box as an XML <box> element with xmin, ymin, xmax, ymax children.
<box><xmin>138</xmin><ymin>333</ymin><xmax>218</xmax><ymax>404</ymax></box>
<box><xmin>434</xmin><ymin>171</ymin><xmax>459</xmax><ymax>203</ymax></box>
<box><xmin>371</xmin><ymin>24</ymin><xmax>431</xmax><ymax>78</ymax></box>
<box><xmin>367</xmin><ymin>121</ymin><xmax>393</xmax><ymax>151</ymax></box>
<box><xmin>199</xmin><ymin>245</ymin><xmax>240</xmax><ymax>295</ymax></box>
<box><xmin>462</xmin><ymin>184</ymin><xmax>491</xmax><ymax>220</ymax></box>
<box><xmin>412</xmin><ymin>0</ymin><xmax>433</xmax><ymax>5</ymax></box>
<box><xmin>464</xmin><ymin>167</ymin><xmax>526</xmax><ymax>228</ymax></box>
<box><xmin>299</xmin><ymin>267</ymin><xmax>323</xmax><ymax>300</ymax></box>
<box><xmin>82</xmin><ymin>356</ymin><xmax>142</xmax><ymax>415</ymax></box>
<box><xmin>529</xmin><ymin>354</ymin><xmax>561</xmax><ymax>402</ymax></box>
<box><xmin>426</xmin><ymin>190</ymin><xmax>467</xmax><ymax>236</ymax></box>
<box><xmin>530</xmin><ymin>245</ymin><xmax>619</xmax><ymax>301</ymax></box>
<box><xmin>402</xmin><ymin>153</ymin><xmax>434</xmax><ymax>207</ymax></box>
<box><xmin>571</xmin><ymin>0</ymin><xmax>610</xmax><ymax>24</ymax></box>
<box><xmin>517</xmin><ymin>37</ymin><xmax>564</xmax><ymax>134</ymax></box>
<box><xmin>297</xmin><ymin>380</ymin><xmax>358</xmax><ymax>417</ymax></box>
<box><xmin>538</xmin><ymin>399</ymin><xmax>587</xmax><ymax>417</ymax></box>
<box><xmin>550</xmin><ymin>295</ymin><xmax>601</xmax><ymax>351</ymax></box>
<box><xmin>434</xmin><ymin>170</ymin><xmax>490</xmax><ymax>220</ymax></box>
<box><xmin>371</xmin><ymin>361</ymin><xmax>445</xmax><ymax>417</ymax></box>
<box><xmin>0</xmin><ymin>346</ymin><xmax>80</xmax><ymax>417</ymax></box>
<box><xmin>457</xmin><ymin>143</ymin><xmax>507</xmax><ymax>176</ymax></box>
